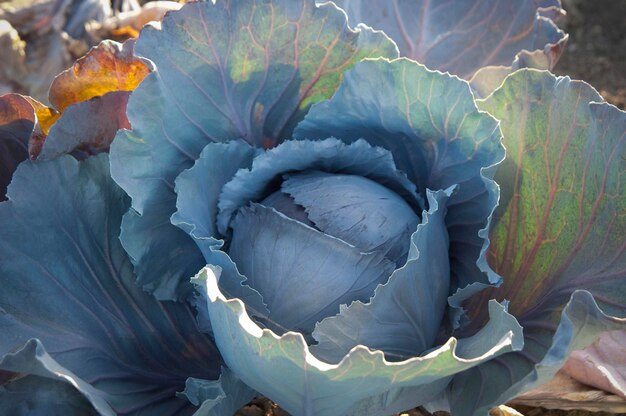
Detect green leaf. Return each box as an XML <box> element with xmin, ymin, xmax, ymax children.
<box><xmin>112</xmin><ymin>0</ymin><xmax>399</xmax><ymax>211</ymax></box>
<box><xmin>477</xmin><ymin>70</ymin><xmax>626</xmax><ymax>319</ymax></box>
<box><xmin>0</xmin><ymin>155</ymin><xmax>223</xmax><ymax>414</ymax></box>
<box><xmin>333</xmin><ymin>0</ymin><xmax>566</xmax><ymax>80</ymax></box>
<box><xmin>109</xmin><ymin>0</ymin><xmax>398</xmax><ymax>300</ymax></box>
<box><xmin>0</xmin><ymin>374</ymin><xmax>97</xmax><ymax>416</ymax></box>
<box><xmin>445</xmin><ymin>292</ymin><xmax>625</xmax><ymax>416</ymax></box>
<box><xmin>194</xmin><ymin>266</ymin><xmax>523</xmax><ymax>416</ymax></box>
<box><xmin>295</xmin><ymin>58</ymin><xmax>505</xmax><ymax>310</ymax></box>
<box><xmin>445</xmin><ymin>69</ymin><xmax>626</xmax><ymax>416</ymax></box>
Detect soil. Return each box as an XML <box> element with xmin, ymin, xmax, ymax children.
<box><xmin>512</xmin><ymin>407</ymin><xmax>617</xmax><ymax>416</ymax></box>
<box><xmin>234</xmin><ymin>399</ymin><xmax>623</xmax><ymax>416</ymax></box>
<box><xmin>553</xmin><ymin>0</ymin><xmax>626</xmax><ymax>110</ymax></box>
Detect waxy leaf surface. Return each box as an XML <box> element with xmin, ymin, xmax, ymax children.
<box><xmin>0</xmin><ymin>155</ymin><xmax>224</xmax><ymax>415</ymax></box>
<box><xmin>20</xmin><ymin>40</ymin><xmax>148</xmax><ymax>161</ymax></box>
<box><xmin>438</xmin><ymin>70</ymin><xmax>626</xmax><ymax>416</ymax></box>
<box><xmin>478</xmin><ymin>70</ymin><xmax>626</xmax><ymax>319</ymax></box>
<box><xmin>172</xmin><ymin>141</ymin><xmax>269</xmax><ymax>314</ymax></box>
<box><xmin>332</xmin><ymin>0</ymin><xmax>566</xmax><ymax>79</ymax></box>
<box><xmin>295</xmin><ymin>58</ymin><xmax>504</xmax><ymax>309</ymax></box>
<box><xmin>109</xmin><ymin>0</ymin><xmax>398</xmax><ymax>299</ymax></box>
<box><xmin>445</xmin><ymin>292</ymin><xmax>625</xmax><ymax>416</ymax></box>
<box><xmin>0</xmin><ymin>373</ymin><xmax>98</xmax><ymax>416</ymax></box>
<box><xmin>311</xmin><ymin>188</ymin><xmax>453</xmax><ymax>363</ymax></box>
<box><xmin>195</xmin><ymin>266</ymin><xmax>522</xmax><ymax>416</ymax></box>
<box><xmin>37</xmin><ymin>91</ymin><xmax>131</xmax><ymax>161</ymax></box>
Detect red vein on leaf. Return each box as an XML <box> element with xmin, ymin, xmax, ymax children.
<box><xmin>510</xmin><ymin>87</ymin><xmax>583</xmax><ymax>308</ymax></box>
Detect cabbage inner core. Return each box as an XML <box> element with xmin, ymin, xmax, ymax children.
<box><xmin>226</xmin><ymin>169</ymin><xmax>420</xmax><ymax>335</ymax></box>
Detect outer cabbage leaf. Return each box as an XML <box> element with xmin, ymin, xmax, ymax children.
<box><xmin>0</xmin><ymin>95</ymin><xmax>59</xmax><ymax>163</ymax></box>
<box><xmin>194</xmin><ymin>265</ymin><xmax>523</xmax><ymax>416</ymax></box>
<box><xmin>179</xmin><ymin>368</ymin><xmax>257</xmax><ymax>416</ymax></box>
<box><xmin>37</xmin><ymin>91</ymin><xmax>131</xmax><ymax>161</ymax></box>
<box><xmin>445</xmin><ymin>292</ymin><xmax>624</xmax><ymax>416</ymax></box>
<box><xmin>478</xmin><ymin>70</ymin><xmax>626</xmax><ymax>320</ymax></box>
<box><xmin>441</xmin><ymin>70</ymin><xmax>626</xmax><ymax>415</ymax></box>
<box><xmin>562</xmin><ymin>330</ymin><xmax>626</xmax><ymax>400</ymax></box>
<box><xmin>171</xmin><ymin>140</ymin><xmax>268</xmax><ymax>314</ymax></box>
<box><xmin>109</xmin><ymin>0</ymin><xmax>399</xmax><ymax>300</ymax></box>
<box><xmin>0</xmin><ymin>155</ymin><xmax>225</xmax><ymax>415</ymax></box>
<box><xmin>0</xmin><ymin>374</ymin><xmax>97</xmax><ymax>416</ymax></box>
<box><xmin>20</xmin><ymin>96</ymin><xmax>59</xmax><ymax>150</ymax></box>
<box><xmin>0</xmin><ymin>339</ymin><xmax>113</xmax><ymax>415</ymax></box>
<box><xmin>25</xmin><ymin>39</ymin><xmax>149</xmax><ymax>160</ymax></box>
<box><xmin>0</xmin><ymin>93</ymin><xmax>33</xmax><ymax>200</ymax></box>
<box><xmin>295</xmin><ymin>58</ymin><xmax>504</xmax><ymax>310</ymax></box>
<box><xmin>48</xmin><ymin>39</ymin><xmax>150</xmax><ymax>113</ymax></box>
<box><xmin>469</xmin><ymin>48</ymin><xmax>567</xmax><ymax>99</ymax></box>
<box><xmin>332</xmin><ymin>0</ymin><xmax>566</xmax><ymax>80</ymax></box>
<box><xmin>172</xmin><ymin>141</ymin><xmax>260</xmax><ymax>247</ymax></box>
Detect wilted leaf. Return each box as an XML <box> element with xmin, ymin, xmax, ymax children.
<box><xmin>510</xmin><ymin>371</ymin><xmax>626</xmax><ymax>413</ymax></box>
<box><xmin>37</xmin><ymin>91</ymin><xmax>131</xmax><ymax>161</ymax></box>
<box><xmin>0</xmin><ymin>93</ymin><xmax>34</xmax><ymax>200</ymax></box>
<box><xmin>332</xmin><ymin>0</ymin><xmax>566</xmax><ymax>80</ymax></box>
<box><xmin>49</xmin><ymin>39</ymin><xmax>149</xmax><ymax>112</ymax></box>
<box><xmin>562</xmin><ymin>330</ymin><xmax>626</xmax><ymax>400</ymax></box>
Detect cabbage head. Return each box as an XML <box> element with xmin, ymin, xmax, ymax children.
<box><xmin>0</xmin><ymin>1</ymin><xmax>624</xmax><ymax>415</ymax></box>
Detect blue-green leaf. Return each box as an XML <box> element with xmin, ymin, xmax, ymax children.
<box><xmin>109</xmin><ymin>0</ymin><xmax>398</xmax><ymax>300</ymax></box>
<box><xmin>120</xmin><ymin>200</ymin><xmax>205</xmax><ymax>301</ymax></box>
<box><xmin>444</xmin><ymin>292</ymin><xmax>625</xmax><ymax>416</ymax></box>
<box><xmin>179</xmin><ymin>368</ymin><xmax>257</xmax><ymax>416</ymax></box>
<box><xmin>172</xmin><ymin>140</ymin><xmax>269</xmax><ymax>316</ymax></box>
<box><xmin>173</xmin><ymin>141</ymin><xmax>260</xmax><ymax>243</ymax></box>
<box><xmin>0</xmin><ymin>340</ymin><xmax>113</xmax><ymax>415</ymax></box>
<box><xmin>172</xmin><ymin>140</ymin><xmax>268</xmax><ymax>315</ymax></box>
<box><xmin>442</xmin><ymin>69</ymin><xmax>626</xmax><ymax>416</ymax></box>
<box><xmin>37</xmin><ymin>91</ymin><xmax>131</xmax><ymax>161</ymax></box>
<box><xmin>333</xmin><ymin>0</ymin><xmax>566</xmax><ymax>79</ymax></box>
<box><xmin>217</xmin><ymin>138</ymin><xmax>421</xmax><ymax>236</ymax></box>
<box><xmin>469</xmin><ymin>48</ymin><xmax>567</xmax><ymax>98</ymax></box>
<box><xmin>0</xmin><ymin>374</ymin><xmax>97</xmax><ymax>416</ymax></box>
<box><xmin>311</xmin><ymin>187</ymin><xmax>452</xmax><ymax>362</ymax></box>
<box><xmin>476</xmin><ymin>70</ymin><xmax>626</xmax><ymax>320</ymax></box>
<box><xmin>0</xmin><ymin>155</ymin><xmax>222</xmax><ymax>414</ymax></box>
<box><xmin>295</xmin><ymin>58</ymin><xmax>504</xmax><ymax>310</ymax></box>
<box><xmin>229</xmin><ymin>203</ymin><xmax>395</xmax><ymax>336</ymax></box>
<box><xmin>194</xmin><ymin>266</ymin><xmax>523</xmax><ymax>416</ymax></box>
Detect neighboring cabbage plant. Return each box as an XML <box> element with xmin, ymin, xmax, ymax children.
<box><xmin>0</xmin><ymin>0</ymin><xmax>624</xmax><ymax>415</ymax></box>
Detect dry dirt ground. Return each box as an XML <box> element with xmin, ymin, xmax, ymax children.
<box><xmin>554</xmin><ymin>0</ymin><xmax>626</xmax><ymax>110</ymax></box>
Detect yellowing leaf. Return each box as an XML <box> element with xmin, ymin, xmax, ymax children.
<box><xmin>49</xmin><ymin>39</ymin><xmax>149</xmax><ymax>112</ymax></box>
<box><xmin>22</xmin><ymin>96</ymin><xmax>59</xmax><ymax>135</ymax></box>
